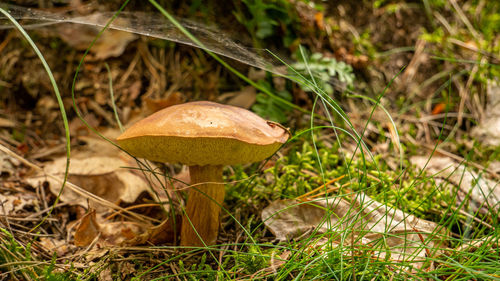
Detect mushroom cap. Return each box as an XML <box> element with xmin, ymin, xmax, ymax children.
<box><xmin>117</xmin><ymin>101</ymin><xmax>289</xmax><ymax>166</ymax></box>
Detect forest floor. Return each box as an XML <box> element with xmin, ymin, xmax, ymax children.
<box><xmin>0</xmin><ymin>0</ymin><xmax>499</xmax><ymax>280</ymax></box>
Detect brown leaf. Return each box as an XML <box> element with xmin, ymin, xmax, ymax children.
<box><xmin>27</xmin><ymin>155</ymin><xmax>150</xmax><ymax>211</ymax></box>
<box><xmin>124</xmin><ymin>215</ymin><xmax>181</xmax><ymax>246</ymax></box>
<box><xmin>73</xmin><ymin>211</ymin><xmax>149</xmax><ymax>247</ymax></box>
<box><xmin>57</xmin><ymin>16</ymin><xmax>137</xmax><ymax>60</ymax></box>
<box><xmin>99</xmin><ymin>221</ymin><xmax>147</xmax><ymax>246</ymax></box>
<box><xmin>217</xmin><ymin>86</ymin><xmax>257</xmax><ymax>109</ymax></box>
<box><xmin>143</xmin><ymin>92</ymin><xmax>184</xmax><ymax>113</ymax></box>
<box><xmin>25</xmin><ymin>137</ymin><xmax>154</xmax><ymax>211</ymax></box>
<box><xmin>74</xmin><ymin>209</ymin><xmax>100</xmax><ymax>247</ymax></box>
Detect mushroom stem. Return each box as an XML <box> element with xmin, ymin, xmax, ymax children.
<box><xmin>181</xmin><ymin>165</ymin><xmax>224</xmax><ymax>246</ymax></box>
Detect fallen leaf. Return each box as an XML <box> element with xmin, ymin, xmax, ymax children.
<box><xmin>74</xmin><ymin>209</ymin><xmax>100</xmax><ymax>247</ymax></box>
<box><xmin>411</xmin><ymin>156</ymin><xmax>499</xmax><ymax>216</ymax></box>
<box><xmin>26</xmin><ymin>155</ymin><xmax>150</xmax><ymax>211</ymax></box>
<box><xmin>0</xmin><ymin>153</ymin><xmax>20</xmax><ymax>177</ymax></box>
<box><xmin>143</xmin><ymin>92</ymin><xmax>184</xmax><ymax>113</ymax></box>
<box><xmin>217</xmin><ymin>86</ymin><xmax>257</xmax><ymax>109</ymax></box>
<box><xmin>262</xmin><ymin>194</ymin><xmax>444</xmax><ymax>268</ymax></box>
<box><xmin>73</xmin><ymin>209</ymin><xmax>150</xmax><ymax>247</ymax></box>
<box><xmin>0</xmin><ymin>117</ymin><xmax>16</xmax><ymax>128</ymax></box>
<box><xmin>99</xmin><ymin>221</ymin><xmax>147</xmax><ymax>246</ymax></box>
<box><xmin>431</xmin><ymin>103</ymin><xmax>446</xmax><ymax>115</ymax></box>
<box><xmin>25</xmin><ymin>136</ymin><xmax>156</xmax><ymax>211</ymax></box>
<box><xmin>125</xmin><ymin>215</ymin><xmax>181</xmax><ymax>245</ymax></box>
<box><xmin>57</xmin><ymin>15</ymin><xmax>137</xmax><ymax>60</ymax></box>
<box><xmin>0</xmin><ymin>193</ymin><xmax>38</xmax><ymax>215</ymax></box>
<box><xmin>99</xmin><ymin>268</ymin><xmax>113</xmax><ymax>281</ymax></box>
<box><xmin>314</xmin><ymin>12</ymin><xmax>324</xmax><ymax>30</ymax></box>
<box><xmin>472</xmin><ymin>79</ymin><xmax>500</xmax><ymax>146</ymax></box>
<box><xmin>39</xmin><ymin>237</ymin><xmax>74</xmax><ymax>257</ymax></box>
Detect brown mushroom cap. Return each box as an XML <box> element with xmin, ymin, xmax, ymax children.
<box><xmin>117</xmin><ymin>101</ymin><xmax>289</xmax><ymax>166</ymax></box>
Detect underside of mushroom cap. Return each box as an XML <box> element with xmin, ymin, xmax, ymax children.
<box><xmin>117</xmin><ymin>101</ymin><xmax>289</xmax><ymax>165</ymax></box>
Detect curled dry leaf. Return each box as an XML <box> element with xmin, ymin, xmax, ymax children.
<box><xmin>73</xmin><ymin>209</ymin><xmax>150</xmax><ymax>247</ymax></box>
<box><xmin>0</xmin><ymin>117</ymin><xmax>16</xmax><ymax>128</ymax></box>
<box><xmin>262</xmin><ymin>194</ymin><xmax>444</xmax><ymax>268</ymax></box>
<box><xmin>411</xmin><ymin>156</ymin><xmax>499</xmax><ymax>216</ymax></box>
<box><xmin>74</xmin><ymin>209</ymin><xmax>100</xmax><ymax>247</ymax></box>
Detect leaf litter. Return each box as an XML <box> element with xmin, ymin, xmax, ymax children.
<box><xmin>0</xmin><ymin>1</ymin><xmax>498</xmax><ymax>278</ymax></box>
<box><xmin>411</xmin><ymin>155</ymin><xmax>499</xmax><ymax>217</ymax></box>
<box><xmin>262</xmin><ymin>194</ymin><xmax>445</xmax><ymax>269</ymax></box>
<box><xmin>5</xmin><ymin>133</ymin><xmax>186</xmax><ymax>254</ymax></box>
<box><xmin>26</xmin><ymin>137</ymin><xmax>152</xmax><ymax>211</ymax></box>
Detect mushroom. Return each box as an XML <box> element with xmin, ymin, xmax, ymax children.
<box><xmin>116</xmin><ymin>101</ymin><xmax>289</xmax><ymax>246</ymax></box>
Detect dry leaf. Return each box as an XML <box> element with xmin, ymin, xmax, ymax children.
<box><xmin>0</xmin><ymin>193</ymin><xmax>38</xmax><ymax>215</ymax></box>
<box><xmin>143</xmin><ymin>92</ymin><xmax>184</xmax><ymax>114</ymax></box>
<box><xmin>411</xmin><ymin>156</ymin><xmax>499</xmax><ymax>216</ymax></box>
<box><xmin>99</xmin><ymin>221</ymin><xmax>147</xmax><ymax>246</ymax></box>
<box><xmin>74</xmin><ymin>209</ymin><xmax>100</xmax><ymax>247</ymax></box>
<box><xmin>22</xmin><ymin>135</ymin><xmax>182</xmax><ymax>247</ymax></box>
<box><xmin>0</xmin><ymin>117</ymin><xmax>15</xmax><ymax>128</ymax></box>
<box><xmin>125</xmin><ymin>215</ymin><xmax>181</xmax><ymax>245</ymax></box>
<box><xmin>39</xmin><ymin>237</ymin><xmax>74</xmax><ymax>257</ymax></box>
<box><xmin>0</xmin><ymin>153</ymin><xmax>20</xmax><ymax>177</ymax></box>
<box><xmin>73</xmin><ymin>209</ymin><xmax>150</xmax><ymax>247</ymax></box>
<box><xmin>57</xmin><ymin>15</ymin><xmax>137</xmax><ymax>60</ymax></box>
<box><xmin>262</xmin><ymin>194</ymin><xmax>443</xmax><ymax>267</ymax></box>
<box><xmin>99</xmin><ymin>268</ymin><xmax>113</xmax><ymax>281</ymax></box>
<box><xmin>217</xmin><ymin>86</ymin><xmax>257</xmax><ymax>109</ymax></box>
<box><xmin>472</xmin><ymin>80</ymin><xmax>500</xmax><ymax>146</ymax></box>
<box><xmin>26</xmin><ymin>155</ymin><xmax>150</xmax><ymax>211</ymax></box>
<box><xmin>25</xmin><ymin>136</ymin><xmax>158</xmax><ymax>211</ymax></box>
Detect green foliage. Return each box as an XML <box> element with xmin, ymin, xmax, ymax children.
<box><xmin>419</xmin><ymin>0</ymin><xmax>500</xmax><ymax>84</ymax></box>
<box><xmin>293</xmin><ymin>51</ymin><xmax>355</xmax><ymax>95</ymax></box>
<box><xmin>251</xmin><ymin>79</ymin><xmax>294</xmax><ymax>123</ymax></box>
<box><xmin>0</xmin><ymin>228</ymin><xmax>73</xmax><ymax>280</ymax></box>
<box><xmin>354</xmin><ymin>30</ymin><xmax>378</xmax><ymax>58</ymax></box>
<box><xmin>229</xmin><ymin>245</ymin><xmax>271</xmax><ymax>275</ymax></box>
<box><xmin>178</xmin><ymin>254</ymin><xmax>219</xmax><ymax>280</ymax></box>
<box><xmin>228</xmin><ymin>134</ymin><xmax>457</xmax><ymax>223</ymax></box>
<box><xmin>420</xmin><ymin>27</ymin><xmax>446</xmax><ymax>44</ymax></box>
<box><xmin>233</xmin><ymin>0</ymin><xmax>299</xmax><ymax>47</ymax></box>
<box><xmin>468</xmin><ymin>1</ymin><xmax>500</xmax><ymax>41</ymax></box>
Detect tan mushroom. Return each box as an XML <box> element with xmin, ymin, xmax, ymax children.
<box><xmin>117</xmin><ymin>101</ymin><xmax>289</xmax><ymax>246</ymax></box>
